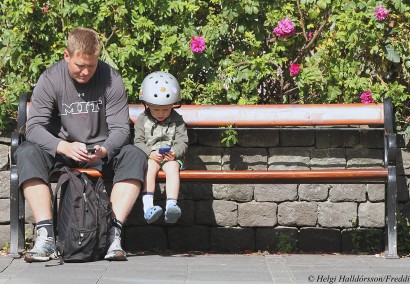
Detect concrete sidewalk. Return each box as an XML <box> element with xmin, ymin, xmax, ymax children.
<box><xmin>0</xmin><ymin>253</ymin><xmax>409</xmax><ymax>283</ymax></box>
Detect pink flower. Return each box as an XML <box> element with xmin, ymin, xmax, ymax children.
<box><xmin>190</xmin><ymin>36</ymin><xmax>206</xmax><ymax>53</ymax></box>
<box><xmin>308</xmin><ymin>31</ymin><xmax>313</xmax><ymax>39</ymax></box>
<box><xmin>41</xmin><ymin>5</ymin><xmax>49</xmax><ymax>14</ymax></box>
<box><xmin>289</xmin><ymin>63</ymin><xmax>301</xmax><ymax>76</ymax></box>
<box><xmin>360</xmin><ymin>90</ymin><xmax>375</xmax><ymax>104</ymax></box>
<box><xmin>373</xmin><ymin>6</ymin><xmax>389</xmax><ymax>21</ymax></box>
<box><xmin>273</xmin><ymin>18</ymin><xmax>295</xmax><ymax>38</ymax></box>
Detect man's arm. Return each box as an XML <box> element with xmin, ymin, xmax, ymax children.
<box><xmin>100</xmin><ymin>74</ymin><xmax>131</xmax><ymax>161</ymax></box>
<box><xmin>25</xmin><ymin>74</ymin><xmax>63</xmax><ymax>157</ymax></box>
<box><xmin>26</xmin><ymin>74</ymin><xmax>92</xmax><ymax>162</ymax></box>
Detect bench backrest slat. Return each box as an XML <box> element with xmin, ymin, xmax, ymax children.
<box><xmin>25</xmin><ymin>102</ymin><xmax>385</xmax><ymax>127</ymax></box>
<box><xmin>129</xmin><ymin>104</ymin><xmax>385</xmax><ymax>127</ymax></box>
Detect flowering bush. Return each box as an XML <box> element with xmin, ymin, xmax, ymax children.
<box><xmin>0</xmin><ymin>0</ymin><xmax>409</xmax><ymax>132</ymax></box>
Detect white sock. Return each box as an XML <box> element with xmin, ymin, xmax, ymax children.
<box><xmin>166</xmin><ymin>199</ymin><xmax>177</xmax><ymax>210</ymax></box>
<box><xmin>142</xmin><ymin>194</ymin><xmax>154</xmax><ymax>212</ymax></box>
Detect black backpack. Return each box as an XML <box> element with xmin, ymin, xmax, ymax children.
<box><xmin>52</xmin><ymin>166</ymin><xmax>114</xmax><ymax>263</ymax></box>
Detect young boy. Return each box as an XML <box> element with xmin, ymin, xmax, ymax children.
<box><xmin>134</xmin><ymin>71</ymin><xmax>188</xmax><ymax>224</ymax></box>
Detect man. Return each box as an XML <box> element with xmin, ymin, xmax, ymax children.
<box><xmin>14</xmin><ymin>27</ymin><xmax>146</xmax><ymax>262</ymax></box>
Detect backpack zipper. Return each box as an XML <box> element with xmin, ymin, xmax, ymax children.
<box><xmin>82</xmin><ymin>176</ymin><xmax>89</xmax><ymax>212</ymax></box>
<box><xmin>83</xmin><ymin>192</ymin><xmax>89</xmax><ymax>212</ymax></box>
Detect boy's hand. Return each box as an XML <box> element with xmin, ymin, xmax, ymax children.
<box><xmin>150</xmin><ymin>151</ymin><xmax>165</xmax><ymax>163</ymax></box>
<box><xmin>163</xmin><ymin>150</ymin><xmax>176</xmax><ymax>161</ymax></box>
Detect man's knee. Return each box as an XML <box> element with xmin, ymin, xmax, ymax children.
<box><xmin>15</xmin><ymin>141</ymin><xmax>42</xmax><ymax>159</ymax></box>
<box><xmin>116</xmin><ymin>144</ymin><xmax>147</xmax><ymax>168</ymax></box>
<box><xmin>121</xmin><ymin>144</ymin><xmax>146</xmax><ymax>159</ymax></box>
<box><xmin>22</xmin><ymin>178</ymin><xmax>48</xmax><ymax>190</ymax></box>
<box><xmin>111</xmin><ymin>144</ymin><xmax>147</xmax><ymax>184</ymax></box>
<box><xmin>15</xmin><ymin>142</ymin><xmax>53</xmax><ymax>186</ymax></box>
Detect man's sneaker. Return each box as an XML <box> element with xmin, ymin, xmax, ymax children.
<box><xmin>104</xmin><ymin>227</ymin><xmax>127</xmax><ymax>261</ymax></box>
<box><xmin>24</xmin><ymin>227</ymin><xmax>57</xmax><ymax>263</ymax></box>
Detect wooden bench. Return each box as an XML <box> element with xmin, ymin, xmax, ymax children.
<box><xmin>9</xmin><ymin>94</ymin><xmax>398</xmax><ymax>258</ymax></box>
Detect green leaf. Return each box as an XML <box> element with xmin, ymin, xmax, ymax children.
<box><xmin>101</xmin><ymin>49</ymin><xmax>119</xmax><ymax>70</ymax></box>
<box><xmin>327</xmin><ymin>86</ymin><xmax>342</xmax><ymax>101</ymax></box>
<box><xmin>384</xmin><ymin>45</ymin><xmax>401</xmax><ymax>63</ymax></box>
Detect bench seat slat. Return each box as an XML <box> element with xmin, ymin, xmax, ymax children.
<box><xmin>69</xmin><ymin>168</ymin><xmax>387</xmax><ymax>183</ymax></box>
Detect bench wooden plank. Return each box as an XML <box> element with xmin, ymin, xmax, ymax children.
<box><xmin>26</xmin><ymin>103</ymin><xmax>386</xmax><ymax>127</ymax></box>
<box><xmin>70</xmin><ymin>168</ymin><xmax>388</xmax><ymax>183</ymax></box>
<box><xmin>129</xmin><ymin>104</ymin><xmax>386</xmax><ymax>126</ymax></box>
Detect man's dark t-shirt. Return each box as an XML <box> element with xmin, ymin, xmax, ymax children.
<box><xmin>26</xmin><ymin>60</ymin><xmax>130</xmax><ymax>161</ymax></box>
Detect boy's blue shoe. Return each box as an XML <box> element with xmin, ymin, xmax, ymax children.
<box><xmin>144</xmin><ymin>206</ymin><xmax>163</xmax><ymax>224</ymax></box>
<box><xmin>164</xmin><ymin>204</ymin><xmax>181</xmax><ymax>224</ymax></box>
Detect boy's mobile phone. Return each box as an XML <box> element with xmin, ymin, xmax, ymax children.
<box><xmin>87</xmin><ymin>148</ymin><xmax>96</xmax><ymax>154</ymax></box>
<box><xmin>159</xmin><ymin>146</ymin><xmax>171</xmax><ymax>154</ymax></box>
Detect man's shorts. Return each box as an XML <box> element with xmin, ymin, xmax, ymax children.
<box><xmin>14</xmin><ymin>141</ymin><xmax>148</xmax><ymax>186</ymax></box>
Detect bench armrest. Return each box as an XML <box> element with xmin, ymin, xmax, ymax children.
<box><xmin>10</xmin><ymin>94</ymin><xmax>28</xmax><ymax>165</ymax></box>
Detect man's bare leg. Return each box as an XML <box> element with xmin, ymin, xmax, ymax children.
<box><xmin>23</xmin><ymin>178</ymin><xmax>56</xmax><ymax>262</ymax></box>
<box><xmin>110</xmin><ymin>179</ymin><xmax>141</xmax><ymax>222</ymax></box>
<box><xmin>105</xmin><ymin>179</ymin><xmax>141</xmax><ymax>261</ymax></box>
<box><xmin>23</xmin><ymin>178</ymin><xmax>52</xmax><ymax>222</ymax></box>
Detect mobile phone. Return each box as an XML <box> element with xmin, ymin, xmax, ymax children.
<box><xmin>87</xmin><ymin>147</ymin><xmax>96</xmax><ymax>154</ymax></box>
<box><xmin>159</xmin><ymin>146</ymin><xmax>171</xmax><ymax>154</ymax></box>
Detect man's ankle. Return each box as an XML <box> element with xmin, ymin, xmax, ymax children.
<box><xmin>36</xmin><ymin>219</ymin><xmax>54</xmax><ymax>238</ymax></box>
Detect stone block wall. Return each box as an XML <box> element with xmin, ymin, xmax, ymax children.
<box><xmin>1</xmin><ymin>128</ymin><xmax>410</xmax><ymax>254</ymax></box>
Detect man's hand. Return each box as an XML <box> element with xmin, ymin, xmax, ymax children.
<box><xmin>56</xmin><ymin>141</ymin><xmax>107</xmax><ymax>162</ymax></box>
<box><xmin>86</xmin><ymin>145</ymin><xmax>107</xmax><ymax>163</ymax></box>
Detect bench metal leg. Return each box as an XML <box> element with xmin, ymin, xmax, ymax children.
<box><xmin>384</xmin><ymin>166</ymin><xmax>398</xmax><ymax>259</ymax></box>
<box><xmin>9</xmin><ymin>165</ymin><xmax>24</xmax><ymax>258</ymax></box>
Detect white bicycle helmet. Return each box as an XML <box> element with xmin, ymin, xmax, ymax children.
<box><xmin>139</xmin><ymin>71</ymin><xmax>180</xmax><ymax>105</ymax></box>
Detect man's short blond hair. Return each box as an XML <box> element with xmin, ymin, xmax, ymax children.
<box><xmin>66</xmin><ymin>27</ymin><xmax>101</xmax><ymax>56</ymax></box>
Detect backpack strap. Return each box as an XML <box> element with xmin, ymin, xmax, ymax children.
<box><xmin>50</xmin><ymin>166</ymin><xmax>85</xmax><ymax>264</ymax></box>
<box><xmin>51</xmin><ymin>167</ymin><xmax>75</xmax><ymax>231</ymax></box>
